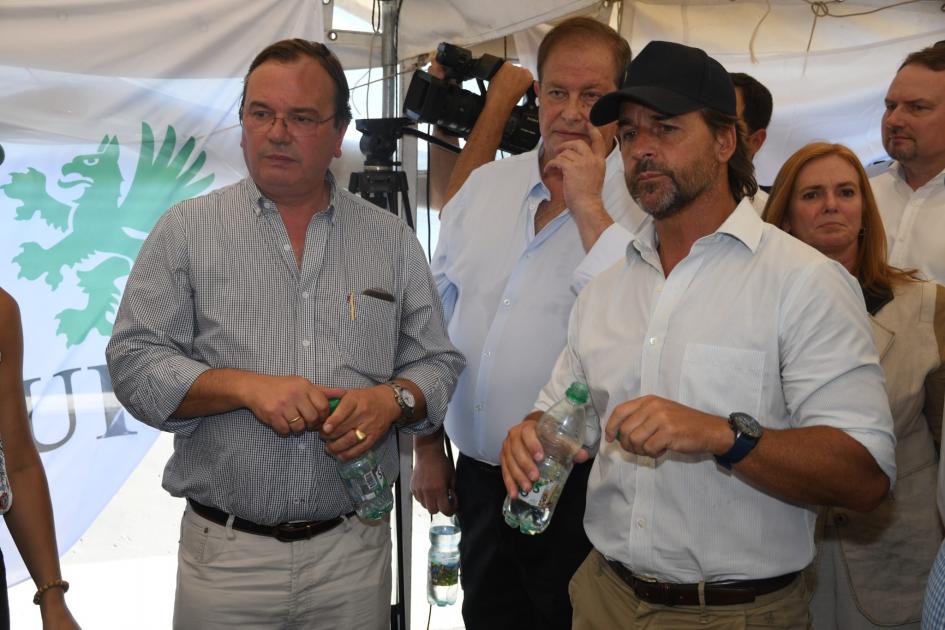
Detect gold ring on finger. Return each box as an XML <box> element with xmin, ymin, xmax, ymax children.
<box><xmin>288</xmin><ymin>416</ymin><xmax>303</xmax><ymax>425</ymax></box>
<box><xmin>354</xmin><ymin>428</ymin><xmax>367</xmax><ymax>442</ymax></box>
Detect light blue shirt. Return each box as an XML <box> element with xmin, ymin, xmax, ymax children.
<box><xmin>432</xmin><ymin>144</ymin><xmax>647</xmax><ymax>464</ymax></box>
<box><xmin>538</xmin><ymin>199</ymin><xmax>897</xmax><ymax>582</ymax></box>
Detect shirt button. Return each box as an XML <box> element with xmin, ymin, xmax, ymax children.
<box><xmin>302</xmin><ymin>291</ymin><xmax>310</xmax><ymax>299</ymax></box>
<box><xmin>302</xmin><ymin>339</ymin><xmax>311</xmax><ymax>347</ymax></box>
<box><xmin>502</xmin><ymin>298</ymin><xmax>511</xmax><ymax>306</ymax></box>
<box><xmin>648</xmin><ymin>337</ymin><xmax>657</xmax><ymax>345</ymax></box>
<box><xmin>283</xmin><ymin>243</ymin><xmax>291</xmax><ymax>251</ymax></box>
<box><xmin>293</xmin><ymin>498</ymin><xmax>301</xmax><ymax>505</ymax></box>
<box><xmin>637</xmin><ymin>518</ymin><xmax>646</xmax><ymax>528</ymax></box>
<box><xmin>298</xmin><ymin>444</ymin><xmax>306</xmax><ymax>451</ymax></box>
<box><xmin>474</xmin><ymin>404</ymin><xmax>483</xmax><ymax>412</ymax></box>
<box><xmin>483</xmin><ymin>351</ymin><xmax>492</xmax><ymax>357</ymax></box>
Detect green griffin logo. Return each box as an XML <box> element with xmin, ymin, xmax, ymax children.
<box><xmin>1</xmin><ymin>122</ymin><xmax>215</xmax><ymax>346</ymax></box>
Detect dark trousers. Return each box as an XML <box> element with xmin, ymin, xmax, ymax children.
<box><xmin>455</xmin><ymin>452</ymin><xmax>593</xmax><ymax>630</ymax></box>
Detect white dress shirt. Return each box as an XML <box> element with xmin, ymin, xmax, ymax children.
<box><xmin>536</xmin><ymin>199</ymin><xmax>896</xmax><ymax>582</ymax></box>
<box><xmin>871</xmin><ymin>162</ymin><xmax>945</xmax><ymax>285</ymax></box>
<box><xmin>432</xmin><ymin>144</ymin><xmax>647</xmax><ymax>464</ymax></box>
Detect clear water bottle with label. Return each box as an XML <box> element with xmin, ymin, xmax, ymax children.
<box><xmin>427</xmin><ymin>513</ymin><xmax>461</xmax><ymax>606</ymax></box>
<box><xmin>329</xmin><ymin>398</ymin><xmax>394</xmax><ymax>521</ymax></box>
<box><xmin>502</xmin><ymin>382</ymin><xmax>588</xmax><ymax>535</ymax></box>
<box><xmin>336</xmin><ymin>448</ymin><xmax>394</xmax><ymax>520</ymax></box>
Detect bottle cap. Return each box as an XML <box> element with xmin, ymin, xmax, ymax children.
<box><xmin>565</xmin><ymin>382</ymin><xmax>589</xmax><ymax>404</ymax></box>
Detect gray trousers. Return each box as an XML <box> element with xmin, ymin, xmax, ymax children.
<box><xmin>172</xmin><ymin>504</ymin><xmax>391</xmax><ymax>630</ymax></box>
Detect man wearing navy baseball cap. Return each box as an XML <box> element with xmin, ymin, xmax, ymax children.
<box><xmin>500</xmin><ymin>41</ymin><xmax>896</xmax><ymax>627</ymax></box>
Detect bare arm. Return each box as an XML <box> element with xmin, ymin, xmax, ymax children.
<box><xmin>502</xmin><ymin>396</ymin><xmax>888</xmax><ymax>512</ymax></box>
<box><xmin>0</xmin><ymin>291</ymin><xmax>80</xmax><ymax>629</ymax></box>
<box><xmin>442</xmin><ymin>63</ymin><xmax>535</xmax><ymax>207</ymax></box>
<box><xmin>603</xmin><ymin>396</ymin><xmax>889</xmax><ymax>512</ymax></box>
<box><xmin>411</xmin><ymin>428</ymin><xmax>456</xmax><ymax>516</ymax></box>
<box><xmin>173</xmin><ymin>368</ymin><xmax>344</xmax><ymax>437</ymax></box>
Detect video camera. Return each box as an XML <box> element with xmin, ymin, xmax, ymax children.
<box><xmin>403</xmin><ymin>42</ymin><xmax>540</xmax><ymax>155</ymax></box>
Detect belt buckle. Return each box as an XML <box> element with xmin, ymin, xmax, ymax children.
<box><xmin>632</xmin><ymin>573</ymin><xmax>676</xmax><ymax>607</ymax></box>
<box><xmin>273</xmin><ymin>521</ymin><xmax>316</xmax><ymax>542</ymax></box>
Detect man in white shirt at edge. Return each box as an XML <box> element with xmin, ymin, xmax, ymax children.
<box><xmin>411</xmin><ymin>17</ymin><xmax>647</xmax><ymax>630</ymax></box>
<box><xmin>500</xmin><ymin>40</ymin><xmax>896</xmax><ymax>628</ymax></box>
<box><xmin>871</xmin><ymin>42</ymin><xmax>945</xmax><ymax>530</ymax></box>
<box><xmin>870</xmin><ymin>41</ymin><xmax>945</xmax><ymax>287</ymax></box>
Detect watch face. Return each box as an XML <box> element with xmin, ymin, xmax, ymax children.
<box><xmin>401</xmin><ymin>388</ymin><xmax>416</xmax><ymax>409</ymax></box>
<box><xmin>730</xmin><ymin>412</ymin><xmax>762</xmax><ymax>439</ymax></box>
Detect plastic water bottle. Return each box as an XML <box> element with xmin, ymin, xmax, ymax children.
<box><xmin>427</xmin><ymin>513</ymin><xmax>461</xmax><ymax>606</ymax></box>
<box><xmin>502</xmin><ymin>382</ymin><xmax>588</xmax><ymax>535</ymax></box>
<box><xmin>329</xmin><ymin>398</ymin><xmax>394</xmax><ymax>521</ymax></box>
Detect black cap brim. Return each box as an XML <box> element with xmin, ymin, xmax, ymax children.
<box><xmin>590</xmin><ymin>86</ymin><xmax>706</xmax><ymax>126</ymax></box>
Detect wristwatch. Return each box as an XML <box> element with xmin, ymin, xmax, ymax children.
<box><xmin>385</xmin><ymin>381</ymin><xmax>416</xmax><ymax>426</ymax></box>
<box><xmin>714</xmin><ymin>412</ymin><xmax>763</xmax><ymax>470</ymax></box>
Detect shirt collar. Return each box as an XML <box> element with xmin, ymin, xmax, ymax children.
<box><xmin>892</xmin><ymin>161</ymin><xmax>945</xmax><ymax>190</ymax></box>
<box><xmin>628</xmin><ymin>197</ymin><xmax>762</xmax><ymax>263</ymax></box>
<box><xmin>247</xmin><ymin>171</ymin><xmax>338</xmax><ymax>221</ymax></box>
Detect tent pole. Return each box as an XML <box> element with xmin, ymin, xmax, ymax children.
<box><xmin>379</xmin><ymin>7</ymin><xmax>412</xmax><ymax>629</ymax></box>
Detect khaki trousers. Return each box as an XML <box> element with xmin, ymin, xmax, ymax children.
<box><xmin>570</xmin><ymin>549</ymin><xmax>811</xmax><ymax>629</ymax></box>
<box><xmin>173</xmin><ymin>504</ymin><xmax>391</xmax><ymax>630</ymax></box>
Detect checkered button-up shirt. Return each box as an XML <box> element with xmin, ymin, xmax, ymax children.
<box><xmin>107</xmin><ymin>175</ymin><xmax>464</xmax><ymax>523</ymax></box>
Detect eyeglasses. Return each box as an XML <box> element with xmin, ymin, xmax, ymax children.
<box><xmin>242</xmin><ymin>110</ymin><xmax>336</xmax><ymax>136</ymax></box>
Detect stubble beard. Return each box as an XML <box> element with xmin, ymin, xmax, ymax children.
<box><xmin>627</xmin><ymin>151</ymin><xmax>719</xmax><ymax>220</ymax></box>
<box><xmin>883</xmin><ymin>136</ymin><xmax>918</xmax><ymax>164</ymax></box>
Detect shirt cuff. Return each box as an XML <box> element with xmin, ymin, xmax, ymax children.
<box><xmin>131</xmin><ymin>355</ymin><xmax>210</xmax><ymax>436</ymax></box>
<box><xmin>841</xmin><ymin>427</ymin><xmax>898</xmax><ymax>491</ymax></box>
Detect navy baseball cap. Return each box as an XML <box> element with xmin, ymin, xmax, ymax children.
<box><xmin>590</xmin><ymin>41</ymin><xmax>736</xmax><ymax>125</ymax></box>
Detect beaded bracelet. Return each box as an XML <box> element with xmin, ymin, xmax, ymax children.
<box><xmin>33</xmin><ymin>579</ymin><xmax>69</xmax><ymax>605</ymax></box>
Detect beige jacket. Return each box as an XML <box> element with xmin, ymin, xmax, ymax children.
<box><xmin>818</xmin><ymin>280</ymin><xmax>945</xmax><ymax>625</ymax></box>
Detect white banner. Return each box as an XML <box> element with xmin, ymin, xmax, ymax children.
<box><xmin>0</xmin><ymin>0</ymin><xmax>323</xmax><ymax>585</ymax></box>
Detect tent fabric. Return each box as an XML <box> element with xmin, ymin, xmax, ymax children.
<box><xmin>0</xmin><ymin>0</ymin><xmax>323</xmax><ymax>78</ymax></box>
<box><xmin>335</xmin><ymin>0</ymin><xmax>601</xmax><ymax>63</ymax></box>
<box><xmin>620</xmin><ymin>0</ymin><xmax>945</xmax><ymax>182</ymax></box>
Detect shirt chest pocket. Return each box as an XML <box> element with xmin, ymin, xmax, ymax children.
<box><xmin>339</xmin><ymin>292</ymin><xmax>399</xmax><ymax>381</ymax></box>
<box><xmin>678</xmin><ymin>343</ymin><xmax>766</xmax><ymax>419</ymax></box>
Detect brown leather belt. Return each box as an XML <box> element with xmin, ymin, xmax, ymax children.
<box><xmin>606</xmin><ymin>559</ymin><xmax>797</xmax><ymax>607</ymax></box>
<box><xmin>188</xmin><ymin>499</ymin><xmax>354</xmax><ymax>543</ymax></box>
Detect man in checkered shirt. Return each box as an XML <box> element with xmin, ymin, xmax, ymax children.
<box><xmin>106</xmin><ymin>39</ymin><xmax>463</xmax><ymax>630</ymax></box>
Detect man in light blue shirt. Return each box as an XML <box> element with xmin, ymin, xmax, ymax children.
<box><xmin>410</xmin><ymin>17</ymin><xmax>646</xmax><ymax>630</ymax></box>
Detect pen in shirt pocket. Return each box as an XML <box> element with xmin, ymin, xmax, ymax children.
<box><xmin>347</xmin><ymin>293</ymin><xmax>356</xmax><ymax>320</ymax></box>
